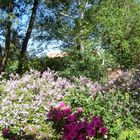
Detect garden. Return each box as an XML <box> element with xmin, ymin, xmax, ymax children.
<box><xmin>0</xmin><ymin>67</ymin><xmax>140</xmax><ymax>139</ymax></box>
<box><xmin>0</xmin><ymin>0</ymin><xmax>140</xmax><ymax>140</ymax></box>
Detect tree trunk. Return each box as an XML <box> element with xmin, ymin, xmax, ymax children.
<box><xmin>75</xmin><ymin>0</ymin><xmax>87</xmax><ymax>60</ymax></box>
<box><xmin>17</xmin><ymin>0</ymin><xmax>38</xmax><ymax>74</ymax></box>
<box><xmin>76</xmin><ymin>0</ymin><xmax>88</xmax><ymax>52</ymax></box>
<box><xmin>0</xmin><ymin>0</ymin><xmax>13</xmax><ymax>73</ymax></box>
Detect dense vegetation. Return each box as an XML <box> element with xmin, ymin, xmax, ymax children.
<box><xmin>0</xmin><ymin>0</ymin><xmax>140</xmax><ymax>140</ymax></box>
<box><xmin>0</xmin><ymin>68</ymin><xmax>140</xmax><ymax>139</ymax></box>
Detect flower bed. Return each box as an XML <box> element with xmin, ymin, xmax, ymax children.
<box><xmin>0</xmin><ymin>68</ymin><xmax>140</xmax><ymax>139</ymax></box>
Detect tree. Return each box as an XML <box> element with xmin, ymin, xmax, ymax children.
<box><xmin>17</xmin><ymin>0</ymin><xmax>39</xmax><ymax>74</ymax></box>
<box><xmin>0</xmin><ymin>0</ymin><xmax>13</xmax><ymax>73</ymax></box>
<box><xmin>86</xmin><ymin>0</ymin><xmax>140</xmax><ymax>68</ymax></box>
<box><xmin>39</xmin><ymin>0</ymin><xmax>104</xmax><ymax>80</ymax></box>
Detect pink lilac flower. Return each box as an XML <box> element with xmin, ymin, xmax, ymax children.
<box><xmin>101</xmin><ymin>127</ymin><xmax>108</xmax><ymax>135</ymax></box>
<box><xmin>77</xmin><ymin>133</ymin><xmax>86</xmax><ymax>140</ymax></box>
<box><xmin>77</xmin><ymin>107</ymin><xmax>83</xmax><ymax>113</ymax></box>
<box><xmin>62</xmin><ymin>106</ymin><xmax>71</xmax><ymax>116</ymax></box>
<box><xmin>87</xmin><ymin>128</ymin><xmax>96</xmax><ymax>137</ymax></box>
<box><xmin>57</xmin><ymin>102</ymin><xmax>65</xmax><ymax>109</ymax></box>
<box><xmin>92</xmin><ymin>116</ymin><xmax>103</xmax><ymax>128</ymax></box>
<box><xmin>67</xmin><ymin>113</ymin><xmax>77</xmax><ymax>122</ymax></box>
<box><xmin>2</xmin><ymin>127</ymin><xmax>10</xmax><ymax>137</ymax></box>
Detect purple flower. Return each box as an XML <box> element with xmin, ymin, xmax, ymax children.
<box><xmin>2</xmin><ymin>127</ymin><xmax>10</xmax><ymax>137</ymax></box>
<box><xmin>48</xmin><ymin>103</ymin><xmax>109</xmax><ymax>139</ymax></box>
<box><xmin>67</xmin><ymin>113</ymin><xmax>77</xmax><ymax>122</ymax></box>
<box><xmin>62</xmin><ymin>131</ymin><xmax>77</xmax><ymax>140</ymax></box>
<box><xmin>76</xmin><ymin>121</ymin><xmax>87</xmax><ymax>130</ymax></box>
<box><xmin>62</xmin><ymin>106</ymin><xmax>71</xmax><ymax>116</ymax></box>
<box><xmin>65</xmin><ymin>123</ymin><xmax>75</xmax><ymax>131</ymax></box>
<box><xmin>56</xmin><ymin>111</ymin><xmax>63</xmax><ymax>121</ymax></box>
<box><xmin>101</xmin><ymin>127</ymin><xmax>108</xmax><ymax>135</ymax></box>
<box><xmin>92</xmin><ymin>116</ymin><xmax>103</xmax><ymax>128</ymax></box>
<box><xmin>86</xmin><ymin>127</ymin><xmax>96</xmax><ymax>137</ymax></box>
<box><xmin>77</xmin><ymin>107</ymin><xmax>83</xmax><ymax>114</ymax></box>
<box><xmin>77</xmin><ymin>134</ymin><xmax>86</xmax><ymax>140</ymax></box>
<box><xmin>57</xmin><ymin>102</ymin><xmax>65</xmax><ymax>109</ymax></box>
<box><xmin>47</xmin><ymin>112</ymin><xmax>53</xmax><ymax>120</ymax></box>
<box><xmin>69</xmin><ymin>130</ymin><xmax>78</xmax><ymax>139</ymax></box>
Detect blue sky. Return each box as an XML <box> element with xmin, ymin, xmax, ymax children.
<box><xmin>0</xmin><ymin>1</ymin><xmax>62</xmax><ymax>57</ymax></box>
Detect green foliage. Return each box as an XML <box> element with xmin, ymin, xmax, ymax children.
<box><xmin>64</xmin><ymin>89</ymin><xmax>137</xmax><ymax>139</ymax></box>
<box><xmin>5</xmin><ymin>60</ymin><xmax>18</xmax><ymax>74</ymax></box>
<box><xmin>27</xmin><ymin>57</ymin><xmax>43</xmax><ymax>72</ymax></box>
<box><xmin>59</xmin><ymin>47</ymin><xmax>106</xmax><ymax>81</ymax></box>
<box><xmin>1</xmin><ymin>44</ymin><xmax>20</xmax><ymax>76</ymax></box>
<box><xmin>118</xmin><ymin>129</ymin><xmax>140</xmax><ymax>140</ymax></box>
<box><xmin>21</xmin><ymin>48</ymin><xmax>109</xmax><ymax>82</ymax></box>
<box><xmin>19</xmin><ymin>56</ymin><xmax>67</xmax><ymax>74</ymax></box>
<box><xmin>45</xmin><ymin>57</ymin><xmax>67</xmax><ymax>72</ymax></box>
<box><xmin>87</xmin><ymin>0</ymin><xmax>140</xmax><ymax>68</ymax></box>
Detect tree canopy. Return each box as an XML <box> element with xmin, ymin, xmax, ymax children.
<box><xmin>0</xmin><ymin>0</ymin><xmax>140</xmax><ymax>75</ymax></box>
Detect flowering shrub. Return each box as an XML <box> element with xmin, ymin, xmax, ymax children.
<box><xmin>2</xmin><ymin>127</ymin><xmax>10</xmax><ymax>138</ymax></box>
<box><xmin>64</xmin><ymin>67</ymin><xmax>140</xmax><ymax>139</ymax></box>
<box><xmin>0</xmin><ymin>70</ymin><xmax>73</xmax><ymax>138</ymax></box>
<box><xmin>2</xmin><ymin>127</ymin><xmax>17</xmax><ymax>140</ymax></box>
<box><xmin>0</xmin><ymin>66</ymin><xmax>140</xmax><ymax>139</ymax></box>
<box><xmin>102</xmin><ymin>66</ymin><xmax>140</xmax><ymax>125</ymax></box>
<box><xmin>0</xmin><ymin>69</ymin><xmax>102</xmax><ymax>139</ymax></box>
<box><xmin>47</xmin><ymin>102</ymin><xmax>108</xmax><ymax>140</ymax></box>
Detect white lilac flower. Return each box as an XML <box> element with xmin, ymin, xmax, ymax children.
<box><xmin>0</xmin><ymin>69</ymin><xmax>102</xmax><ymax>135</ymax></box>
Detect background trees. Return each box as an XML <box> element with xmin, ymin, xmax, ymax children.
<box><xmin>86</xmin><ymin>0</ymin><xmax>140</xmax><ymax>68</ymax></box>
<box><xmin>0</xmin><ymin>0</ymin><xmax>13</xmax><ymax>72</ymax></box>
<box><xmin>17</xmin><ymin>0</ymin><xmax>39</xmax><ymax>74</ymax></box>
<box><xmin>0</xmin><ymin>0</ymin><xmax>140</xmax><ymax>80</ymax></box>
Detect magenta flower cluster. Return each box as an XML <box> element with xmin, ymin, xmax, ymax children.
<box><xmin>47</xmin><ymin>102</ymin><xmax>108</xmax><ymax>140</ymax></box>
<box><xmin>2</xmin><ymin>127</ymin><xmax>10</xmax><ymax>137</ymax></box>
<box><xmin>2</xmin><ymin>127</ymin><xmax>16</xmax><ymax>140</ymax></box>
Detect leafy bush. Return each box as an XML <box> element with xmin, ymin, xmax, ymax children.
<box><xmin>118</xmin><ymin>129</ymin><xmax>140</xmax><ymax>140</ymax></box>
<box><xmin>64</xmin><ymin>89</ymin><xmax>136</xmax><ymax>139</ymax></box>
<box><xmin>64</xmin><ymin>67</ymin><xmax>140</xmax><ymax>139</ymax></box>
<box><xmin>59</xmin><ymin>47</ymin><xmax>106</xmax><ymax>81</ymax></box>
<box><xmin>0</xmin><ymin>69</ymin><xmax>73</xmax><ymax>139</ymax></box>
<box><xmin>103</xmin><ymin>66</ymin><xmax>140</xmax><ymax>125</ymax></box>
<box><xmin>0</xmin><ymin>70</ymin><xmax>103</xmax><ymax>139</ymax></box>
<box><xmin>0</xmin><ymin>67</ymin><xmax>140</xmax><ymax>139</ymax></box>
<box><xmin>88</xmin><ymin>0</ymin><xmax>140</xmax><ymax>68</ymax></box>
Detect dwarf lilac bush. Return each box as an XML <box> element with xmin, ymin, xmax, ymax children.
<box><xmin>47</xmin><ymin>102</ymin><xmax>108</xmax><ymax>140</ymax></box>
<box><xmin>0</xmin><ymin>70</ymin><xmax>74</xmax><ymax>138</ymax></box>
<box><xmin>0</xmin><ymin>69</ymin><xmax>102</xmax><ymax>138</ymax></box>
<box><xmin>0</xmin><ymin>66</ymin><xmax>139</xmax><ymax>139</ymax></box>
